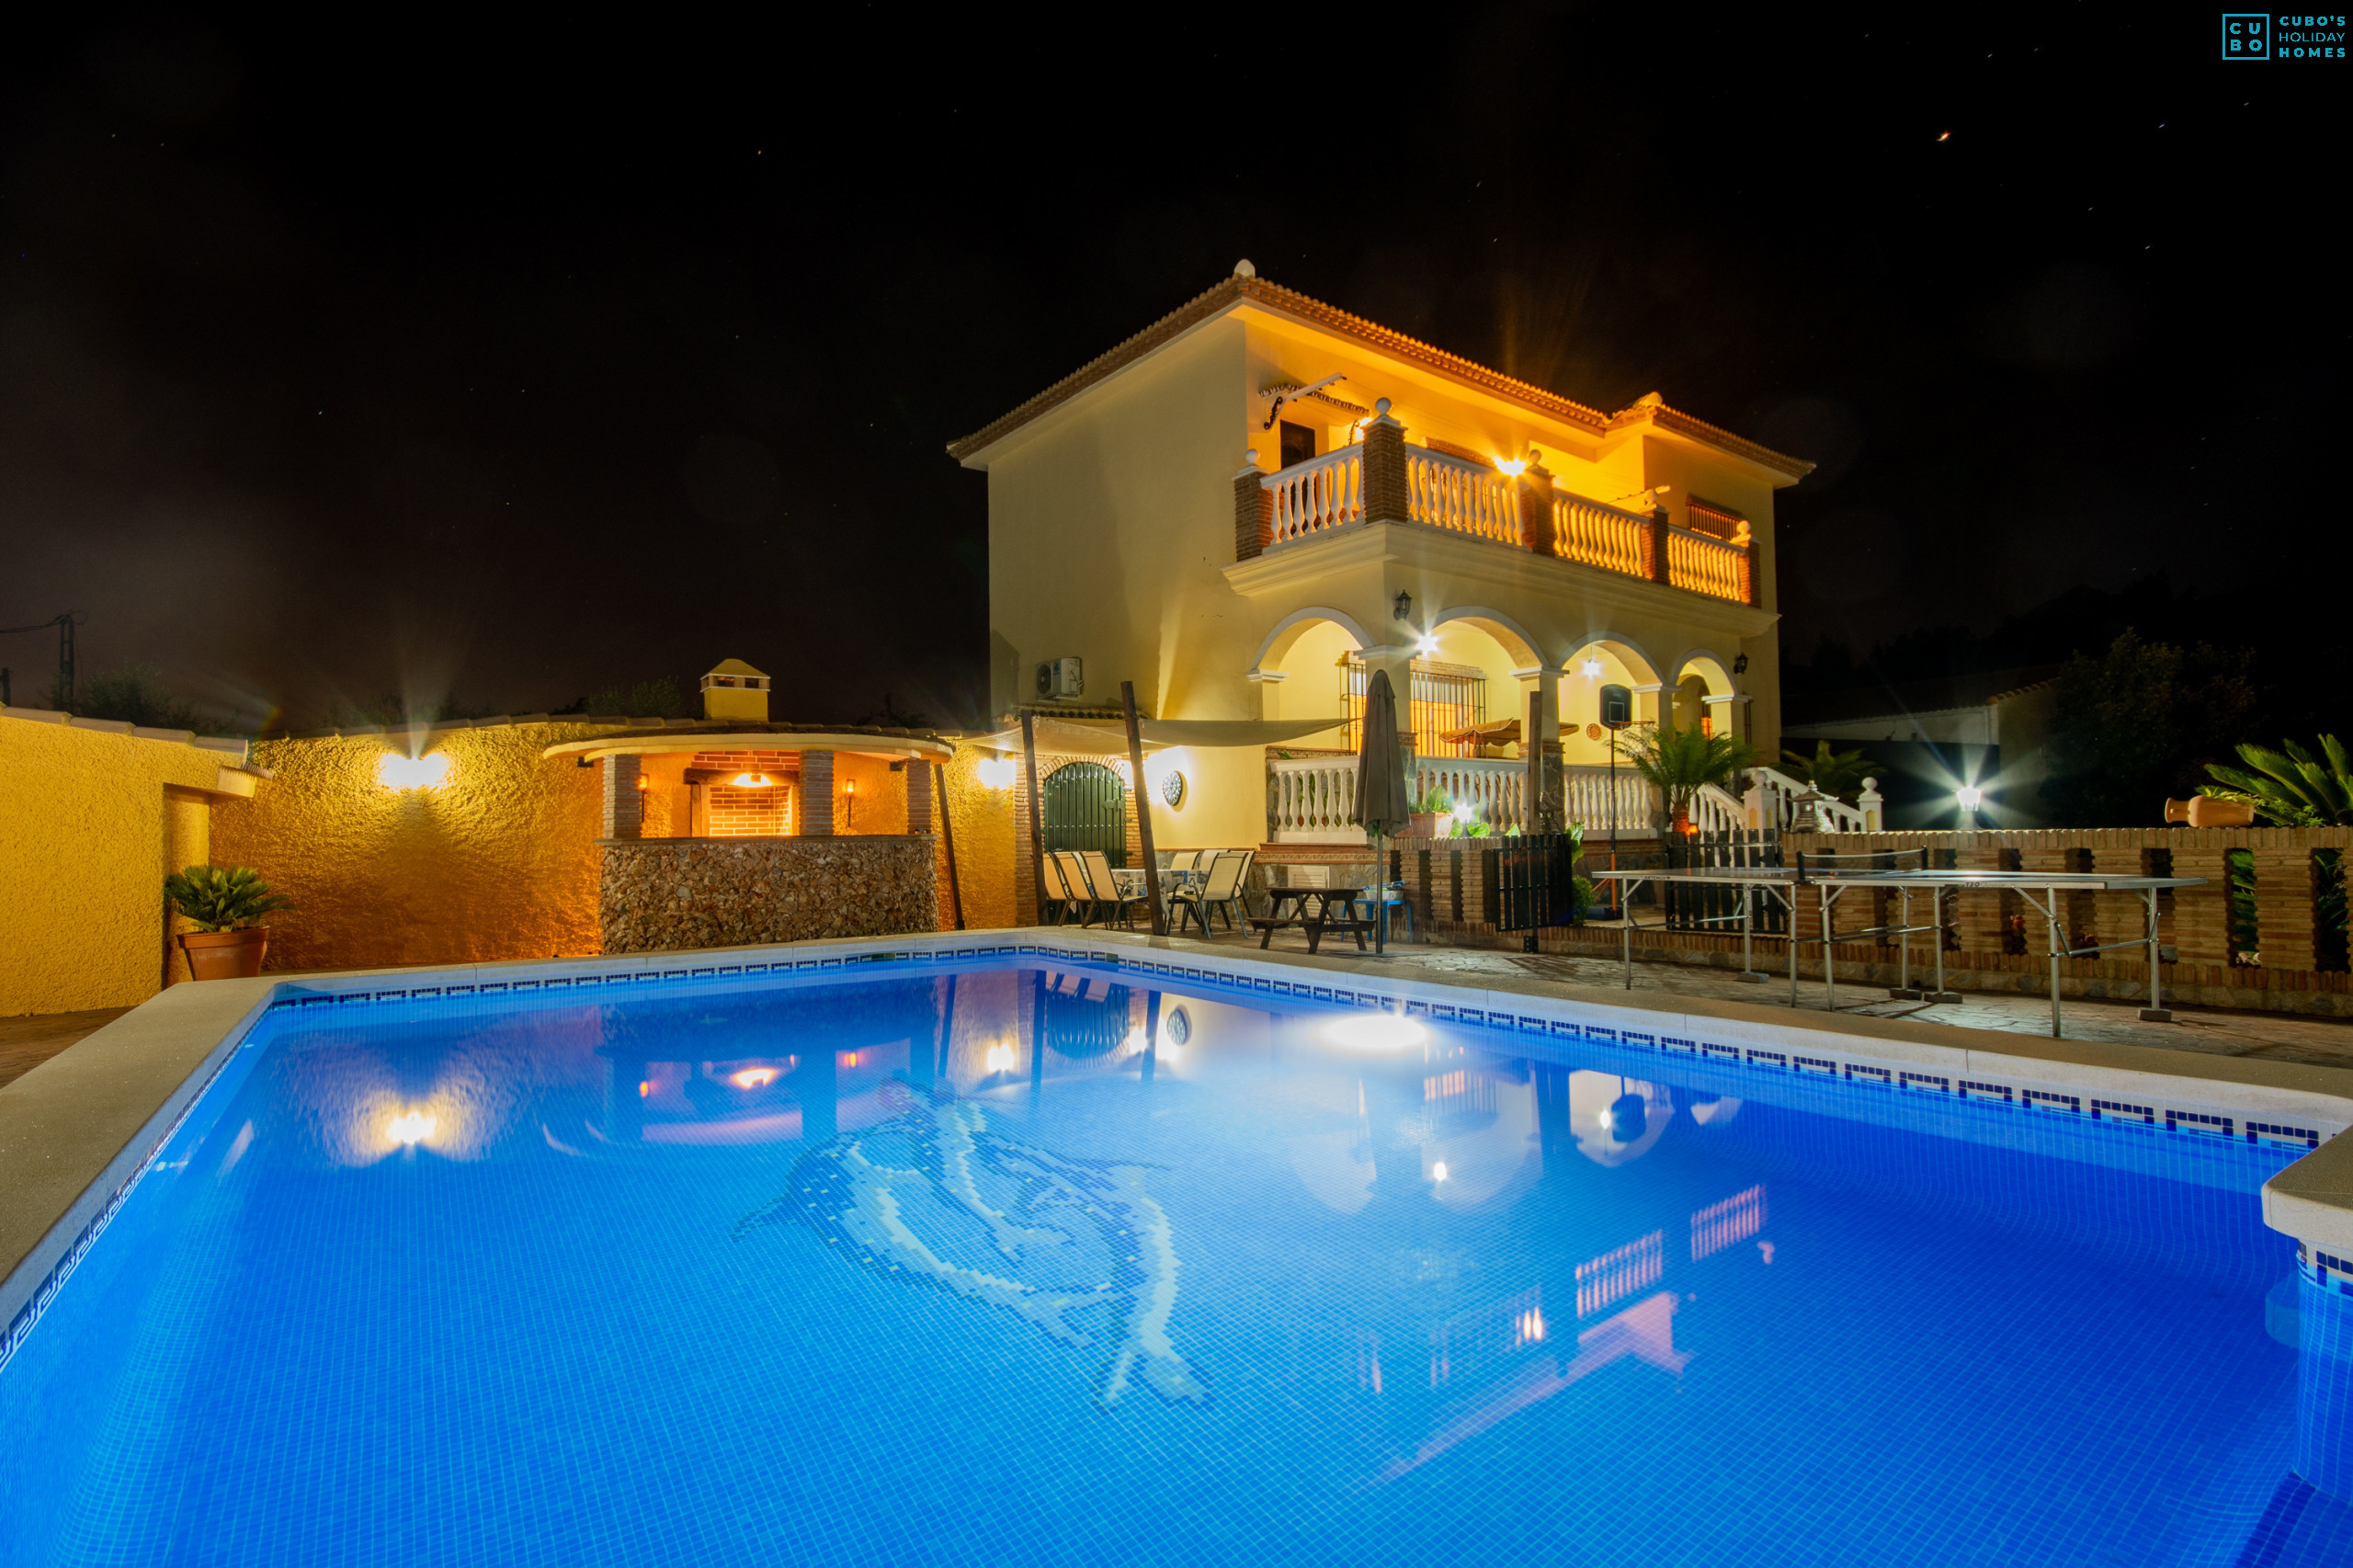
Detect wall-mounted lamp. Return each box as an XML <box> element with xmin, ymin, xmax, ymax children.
<box><xmin>732</xmin><ymin>772</ymin><xmax>774</xmax><ymax>788</ymax></box>
<box><xmin>379</xmin><ymin>752</ymin><xmax>453</xmax><ymax>790</ymax></box>
<box><xmin>1955</xmin><ymin>784</ymin><xmax>1984</xmax><ymax>813</ymax></box>
<box><xmin>976</xmin><ymin>757</ymin><xmax>1017</xmax><ymax>790</ymax></box>
<box><xmin>1393</xmin><ymin>591</ymin><xmax>1412</xmax><ymax>622</ymax></box>
<box><xmin>1580</xmin><ymin>657</ymin><xmax>1604</xmax><ymax>679</ymax></box>
<box><xmin>1733</xmin><ymin>653</ymin><xmax>1750</xmax><ymax>676</ymax></box>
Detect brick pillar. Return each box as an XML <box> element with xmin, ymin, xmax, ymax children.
<box><xmin>2169</xmin><ymin>837</ymin><xmax>2233</xmax><ymax>967</ymax></box>
<box><xmin>1518</xmin><ymin>459</ymin><xmax>1555</xmax><ymax>556</ymax></box>
<box><xmin>1649</xmin><ymin>507</ymin><xmax>1673</xmax><ymax>584</ymax></box>
<box><xmin>801</xmin><ymin>750</ymin><xmax>835</xmax><ymax>836</ymax></box>
<box><xmin>2089</xmin><ymin>836</ymin><xmax>2149</xmax><ymax>953</ymax></box>
<box><xmin>905</xmin><ymin>756</ymin><xmax>934</xmax><ymax>835</ymax></box>
<box><xmin>2016</xmin><ymin>837</ymin><xmax>2070</xmax><ymax>952</ymax></box>
<box><xmin>1362</xmin><ymin>399</ymin><xmax>1409</xmax><ymax>523</ymax></box>
<box><xmin>1954</xmin><ymin>838</ymin><xmax>2009</xmax><ymax>955</ymax></box>
<box><xmin>2255</xmin><ymin>837</ymin><xmax>2320</xmax><ymax>974</ymax></box>
<box><xmin>601</xmin><ymin>755</ymin><xmax>643</xmax><ymax>840</ymax></box>
<box><xmin>1233</xmin><ymin>451</ymin><xmax>1272</xmax><ymax>560</ymax></box>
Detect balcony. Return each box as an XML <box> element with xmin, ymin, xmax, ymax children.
<box><xmin>1249</xmin><ymin>433</ymin><xmax>1755</xmax><ymax>606</ymax></box>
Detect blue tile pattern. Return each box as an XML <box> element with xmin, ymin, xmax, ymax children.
<box><xmin>0</xmin><ymin>948</ymin><xmax>2344</xmax><ymax>1565</ymax></box>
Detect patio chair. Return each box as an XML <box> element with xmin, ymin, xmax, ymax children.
<box><xmin>1079</xmin><ymin>850</ymin><xmax>1148</xmax><ymax>929</ymax></box>
<box><xmin>1039</xmin><ymin>852</ymin><xmax>1083</xmax><ymax>926</ymax></box>
<box><xmin>1052</xmin><ymin>851</ymin><xmax>1101</xmax><ymax>926</ymax></box>
<box><xmin>1172</xmin><ymin>851</ymin><xmax>1251</xmax><ymax>936</ymax></box>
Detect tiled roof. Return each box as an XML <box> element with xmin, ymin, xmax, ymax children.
<box><xmin>945</xmin><ymin>273</ymin><xmax>1813</xmax><ymax>480</ymax></box>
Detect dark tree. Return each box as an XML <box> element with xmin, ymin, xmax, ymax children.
<box><xmin>2039</xmin><ymin>631</ymin><xmax>2258</xmax><ymax>827</ymax></box>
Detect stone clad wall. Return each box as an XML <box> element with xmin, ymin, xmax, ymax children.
<box><xmin>601</xmin><ymin>835</ymin><xmax>938</xmax><ymax>952</ymax></box>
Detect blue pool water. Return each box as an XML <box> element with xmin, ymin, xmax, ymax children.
<box><xmin>4</xmin><ymin>958</ymin><xmax>2351</xmax><ymax>1566</ymax></box>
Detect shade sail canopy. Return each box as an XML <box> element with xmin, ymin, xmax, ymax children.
<box><xmin>964</xmin><ymin>716</ymin><xmax>1347</xmax><ymax>756</ymax></box>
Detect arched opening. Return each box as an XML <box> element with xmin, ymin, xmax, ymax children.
<box><xmin>1672</xmin><ymin>653</ymin><xmax>1736</xmax><ymax>739</ymax></box>
<box><xmin>1423</xmin><ymin>613</ymin><xmax>1539</xmax><ymax>759</ymax></box>
<box><xmin>1254</xmin><ymin>614</ymin><xmax>1363</xmax><ymax>750</ymax></box>
<box><xmin>1041</xmin><ymin>761</ymin><xmax>1127</xmax><ymax>867</ymax></box>
<box><xmin>1560</xmin><ymin>639</ymin><xmax>1662</xmax><ymax>767</ymax></box>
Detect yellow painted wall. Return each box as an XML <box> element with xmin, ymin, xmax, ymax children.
<box><xmin>0</xmin><ymin>712</ymin><xmax>241</xmax><ymax>1015</ymax></box>
<box><xmin>940</xmin><ymin>744</ymin><xmax>1017</xmax><ymax>929</ymax></box>
<box><xmin>210</xmin><ymin>722</ymin><xmax>616</xmax><ymax>973</ymax></box>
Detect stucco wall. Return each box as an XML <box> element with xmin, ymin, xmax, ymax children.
<box><xmin>940</xmin><ymin>745</ymin><xmax>1017</xmax><ymax>929</ymax></box>
<box><xmin>210</xmin><ymin>722</ymin><xmax>617</xmax><ymax>974</ymax></box>
<box><xmin>600</xmin><ymin>835</ymin><xmax>938</xmax><ymax>951</ymax></box>
<box><xmin>0</xmin><ymin>710</ymin><xmax>244</xmax><ymax>1015</ymax></box>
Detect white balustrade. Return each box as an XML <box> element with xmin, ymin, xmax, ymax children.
<box><xmin>1265</xmin><ymin>449</ymin><xmax>1362</xmax><ymax>543</ymax></box>
<box><xmin>1665</xmin><ymin>524</ymin><xmax>1748</xmax><ymax>604</ymax></box>
<box><xmin>1412</xmin><ymin>758</ymin><xmax>1527</xmax><ymax>833</ymax></box>
<box><xmin>1552</xmin><ymin>494</ymin><xmax>1651</xmax><ymax>577</ymax></box>
<box><xmin>1405</xmin><ymin>448</ymin><xmax>1519</xmax><ymax>544</ymax></box>
<box><xmin>1267</xmin><ymin>755</ymin><xmax>1362</xmax><ymax>842</ymax></box>
<box><xmin>1744</xmin><ymin>765</ymin><xmax>1865</xmax><ymax>834</ymax></box>
<box><xmin>1560</xmin><ymin>765</ymin><xmax>1658</xmax><ymax>837</ymax></box>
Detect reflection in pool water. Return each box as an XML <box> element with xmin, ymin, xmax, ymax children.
<box><xmin>0</xmin><ymin>960</ymin><xmax>2339</xmax><ymax>1566</ymax></box>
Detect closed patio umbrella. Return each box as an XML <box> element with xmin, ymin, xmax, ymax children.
<box><xmin>1353</xmin><ymin>668</ymin><xmax>1411</xmax><ymax>955</ymax></box>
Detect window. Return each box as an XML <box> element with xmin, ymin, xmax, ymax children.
<box><xmin>1279</xmin><ymin>421</ymin><xmax>1316</xmax><ymax>468</ymax></box>
<box><xmin>1340</xmin><ymin>655</ymin><xmax>1485</xmax><ymax>756</ymax></box>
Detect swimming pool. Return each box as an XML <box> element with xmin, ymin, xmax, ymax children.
<box><xmin>5</xmin><ymin>947</ymin><xmax>2353</xmax><ymax>1566</ymax></box>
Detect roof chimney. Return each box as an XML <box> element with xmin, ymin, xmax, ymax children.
<box><xmin>699</xmin><ymin>658</ymin><xmax>770</xmax><ymax>722</ymax></box>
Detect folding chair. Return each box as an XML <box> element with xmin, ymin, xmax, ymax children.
<box><xmin>1039</xmin><ymin>852</ymin><xmax>1082</xmax><ymax>926</ymax></box>
<box><xmin>1079</xmin><ymin>851</ymin><xmax>1148</xmax><ymax>929</ymax></box>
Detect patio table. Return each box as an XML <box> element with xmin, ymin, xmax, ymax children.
<box><xmin>1250</xmin><ymin>887</ymin><xmax>1370</xmax><ymax>955</ymax></box>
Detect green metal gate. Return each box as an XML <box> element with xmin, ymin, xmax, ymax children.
<box><xmin>1042</xmin><ymin>761</ymin><xmax>1128</xmax><ymax>868</ymax></box>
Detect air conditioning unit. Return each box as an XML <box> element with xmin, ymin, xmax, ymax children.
<box><xmin>1034</xmin><ymin>657</ymin><xmax>1084</xmax><ymax>699</ymax></box>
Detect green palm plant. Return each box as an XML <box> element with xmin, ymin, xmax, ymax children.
<box><xmin>164</xmin><ymin>865</ymin><xmax>294</xmax><ymax>932</ymax></box>
<box><xmin>2201</xmin><ymin>736</ymin><xmax>2353</xmax><ymax>826</ymax></box>
<box><xmin>1779</xmin><ymin>740</ymin><xmax>1874</xmax><ymax>806</ymax></box>
<box><xmin>1626</xmin><ymin>725</ymin><xmax>1761</xmax><ymax>825</ymax></box>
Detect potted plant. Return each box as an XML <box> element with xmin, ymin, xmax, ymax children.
<box><xmin>1625</xmin><ymin>725</ymin><xmax>1760</xmax><ymax>835</ymax></box>
<box><xmin>1409</xmin><ymin>789</ymin><xmax>1450</xmax><ymax>840</ymax></box>
<box><xmin>165</xmin><ymin>865</ymin><xmax>293</xmax><ymax>981</ymax></box>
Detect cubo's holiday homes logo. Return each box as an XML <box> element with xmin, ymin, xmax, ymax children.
<box><xmin>2223</xmin><ymin>13</ymin><xmax>2347</xmax><ymax>58</ymax></box>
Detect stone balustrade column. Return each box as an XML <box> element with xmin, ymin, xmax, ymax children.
<box><xmin>1233</xmin><ymin>449</ymin><xmax>1272</xmax><ymax>560</ymax></box>
<box><xmin>1649</xmin><ymin>507</ymin><xmax>1673</xmax><ymax>585</ymax></box>
<box><xmin>1518</xmin><ymin>456</ymin><xmax>1555</xmax><ymax>556</ymax></box>
<box><xmin>801</xmin><ymin>750</ymin><xmax>835</xmax><ymax>836</ymax></box>
<box><xmin>601</xmin><ymin>755</ymin><xmax>643</xmax><ymax>840</ymax></box>
<box><xmin>905</xmin><ymin>756</ymin><xmax>934</xmax><ymax>835</ymax></box>
<box><xmin>1362</xmin><ymin>399</ymin><xmax>1409</xmax><ymax>524</ymax></box>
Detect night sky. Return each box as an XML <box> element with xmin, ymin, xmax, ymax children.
<box><xmin>2</xmin><ymin>8</ymin><xmax>2341</xmax><ymax>732</ymax></box>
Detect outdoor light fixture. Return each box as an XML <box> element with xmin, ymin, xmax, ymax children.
<box><xmin>1956</xmin><ymin>785</ymin><xmax>1984</xmax><ymax>812</ymax></box>
<box><xmin>1580</xmin><ymin>658</ymin><xmax>1604</xmax><ymax>679</ymax></box>
<box><xmin>731</xmin><ymin>772</ymin><xmax>773</xmax><ymax>788</ymax></box>
<box><xmin>976</xmin><ymin>757</ymin><xmax>1017</xmax><ymax>790</ymax></box>
<box><xmin>1416</xmin><ymin>634</ymin><xmax>1438</xmax><ymax>655</ymax></box>
<box><xmin>1495</xmin><ymin>457</ymin><xmax>1526</xmax><ymax>477</ymax></box>
<box><xmin>378</xmin><ymin>752</ymin><xmax>452</xmax><ymax>790</ymax></box>
<box><xmin>1393</xmin><ymin>591</ymin><xmax>1412</xmax><ymax>622</ymax></box>
<box><xmin>387</xmin><ymin>1110</ymin><xmax>436</xmax><ymax>1145</ymax></box>
<box><xmin>1324</xmin><ymin>1013</ymin><xmax>1427</xmax><ymax>1051</ymax></box>
<box><xmin>1733</xmin><ymin>653</ymin><xmax>1749</xmax><ymax>676</ymax></box>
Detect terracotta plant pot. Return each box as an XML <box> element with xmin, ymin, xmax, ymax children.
<box><xmin>2163</xmin><ymin>797</ymin><xmax>2256</xmax><ymax>828</ymax></box>
<box><xmin>1409</xmin><ymin>812</ymin><xmax>1441</xmax><ymax>839</ymax></box>
<box><xmin>1671</xmin><ymin>807</ymin><xmax>1693</xmax><ymax>835</ymax></box>
<box><xmin>179</xmin><ymin>926</ymin><xmax>269</xmax><ymax>981</ymax></box>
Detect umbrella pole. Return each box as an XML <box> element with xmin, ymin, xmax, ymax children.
<box><xmin>1374</xmin><ymin>830</ymin><xmax>1385</xmax><ymax>954</ymax></box>
<box><xmin>1120</xmin><ymin>681</ymin><xmax>1166</xmax><ymax>937</ymax></box>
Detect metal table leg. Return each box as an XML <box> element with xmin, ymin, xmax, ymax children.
<box><xmin>1821</xmin><ymin>887</ymin><xmax>1838</xmax><ymax>1011</ymax></box>
<box><xmin>2140</xmin><ymin>886</ymin><xmax>2173</xmax><ymax>1021</ymax></box>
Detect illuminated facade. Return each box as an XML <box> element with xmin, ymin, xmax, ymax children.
<box><xmin>951</xmin><ymin>266</ymin><xmax>1813</xmax><ymax>851</ymax></box>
